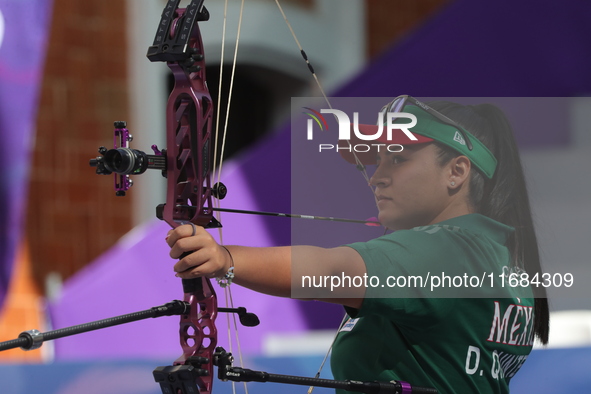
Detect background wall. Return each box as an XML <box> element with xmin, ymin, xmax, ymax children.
<box><xmin>27</xmin><ymin>0</ymin><xmax>131</xmax><ymax>290</ymax></box>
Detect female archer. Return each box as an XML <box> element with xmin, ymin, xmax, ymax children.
<box><xmin>166</xmin><ymin>96</ymin><xmax>549</xmax><ymax>394</ymax></box>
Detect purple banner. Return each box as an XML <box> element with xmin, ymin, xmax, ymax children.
<box><xmin>0</xmin><ymin>0</ymin><xmax>53</xmax><ymax>307</ymax></box>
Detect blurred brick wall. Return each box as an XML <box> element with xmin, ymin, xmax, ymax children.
<box><xmin>27</xmin><ymin>0</ymin><xmax>131</xmax><ymax>289</ymax></box>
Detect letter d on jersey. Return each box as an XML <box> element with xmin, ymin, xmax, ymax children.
<box><xmin>465</xmin><ymin>345</ymin><xmax>481</xmax><ymax>375</ymax></box>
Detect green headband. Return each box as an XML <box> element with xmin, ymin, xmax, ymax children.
<box><xmin>394</xmin><ymin>105</ymin><xmax>498</xmax><ymax>179</ymax></box>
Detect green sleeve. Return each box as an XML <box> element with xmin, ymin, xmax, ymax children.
<box><xmin>345</xmin><ymin>229</ymin><xmax>457</xmax><ymax>327</ymax></box>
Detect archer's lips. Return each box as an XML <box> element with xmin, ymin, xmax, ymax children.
<box><xmin>376</xmin><ymin>195</ymin><xmax>393</xmax><ymax>207</ymax></box>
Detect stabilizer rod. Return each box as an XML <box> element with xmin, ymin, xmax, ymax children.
<box><xmin>0</xmin><ymin>300</ymin><xmax>189</xmax><ymax>351</ymax></box>
<box><xmin>214</xmin><ymin>347</ymin><xmax>437</xmax><ymax>394</ymax></box>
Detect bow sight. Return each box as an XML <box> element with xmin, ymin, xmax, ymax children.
<box><xmin>89</xmin><ymin>121</ymin><xmax>167</xmax><ymax>196</ymax></box>
<box><xmin>89</xmin><ymin>122</ymin><xmax>227</xmax><ymax>194</ymax></box>
<box><xmin>89</xmin><ymin>120</ymin><xmax>227</xmax><ymax>231</ymax></box>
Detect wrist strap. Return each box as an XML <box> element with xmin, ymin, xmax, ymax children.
<box><xmin>216</xmin><ymin>246</ymin><xmax>235</xmax><ymax>288</ymax></box>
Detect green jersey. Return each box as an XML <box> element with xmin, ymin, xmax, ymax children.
<box><xmin>331</xmin><ymin>214</ymin><xmax>534</xmax><ymax>394</ymax></box>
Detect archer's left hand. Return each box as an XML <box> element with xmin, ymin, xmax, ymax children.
<box><xmin>166</xmin><ymin>224</ymin><xmax>232</xmax><ymax>280</ymax></box>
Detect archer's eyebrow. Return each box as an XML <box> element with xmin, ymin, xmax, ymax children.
<box><xmin>375</xmin><ymin>144</ymin><xmax>422</xmax><ymax>162</ymax></box>
<box><xmin>378</xmin><ymin>148</ymin><xmax>408</xmax><ymax>158</ymax></box>
<box><xmin>375</xmin><ymin>150</ymin><xmax>393</xmax><ymax>164</ymax></box>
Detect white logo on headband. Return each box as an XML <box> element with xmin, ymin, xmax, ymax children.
<box><xmin>453</xmin><ymin>131</ymin><xmax>466</xmax><ymax>146</ymax></box>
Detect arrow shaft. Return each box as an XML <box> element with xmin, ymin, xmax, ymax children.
<box><xmin>211</xmin><ymin>207</ymin><xmax>379</xmax><ymax>225</ymax></box>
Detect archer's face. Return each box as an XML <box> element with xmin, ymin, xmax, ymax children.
<box><xmin>369</xmin><ymin>144</ymin><xmax>453</xmax><ymax>230</ymax></box>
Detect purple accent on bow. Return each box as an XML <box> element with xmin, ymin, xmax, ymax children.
<box><xmin>400</xmin><ymin>380</ymin><xmax>412</xmax><ymax>394</ymax></box>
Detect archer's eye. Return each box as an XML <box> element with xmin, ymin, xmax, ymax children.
<box><xmin>390</xmin><ymin>155</ymin><xmax>405</xmax><ymax>165</ymax></box>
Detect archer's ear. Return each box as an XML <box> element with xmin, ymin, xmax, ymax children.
<box><xmin>448</xmin><ymin>155</ymin><xmax>471</xmax><ymax>188</ymax></box>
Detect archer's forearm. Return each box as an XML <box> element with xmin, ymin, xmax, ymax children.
<box><xmin>225</xmin><ymin>245</ymin><xmax>292</xmax><ymax>298</ymax></box>
<box><xmin>224</xmin><ymin>245</ymin><xmax>366</xmax><ymax>304</ymax></box>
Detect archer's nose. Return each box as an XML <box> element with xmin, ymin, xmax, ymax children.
<box><xmin>369</xmin><ymin>168</ymin><xmax>389</xmax><ymax>189</ymax></box>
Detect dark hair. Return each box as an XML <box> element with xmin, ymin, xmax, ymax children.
<box><xmin>429</xmin><ymin>101</ymin><xmax>549</xmax><ymax>345</ymax></box>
